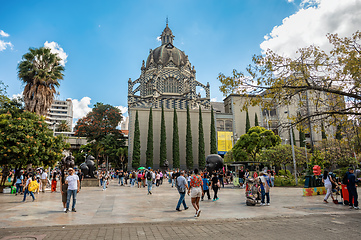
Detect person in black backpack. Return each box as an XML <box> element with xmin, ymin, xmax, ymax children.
<box><xmin>146</xmin><ymin>168</ymin><xmax>153</xmax><ymax>195</ymax></box>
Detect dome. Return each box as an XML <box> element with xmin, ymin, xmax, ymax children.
<box><xmin>146</xmin><ymin>44</ymin><xmax>188</xmax><ymax>69</ymax></box>
<box><xmin>145</xmin><ymin>24</ymin><xmax>189</xmax><ymax>69</ymax></box>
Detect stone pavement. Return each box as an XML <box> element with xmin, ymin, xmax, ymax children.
<box><xmin>0</xmin><ymin>180</ymin><xmax>360</xmax><ymax>239</ymax></box>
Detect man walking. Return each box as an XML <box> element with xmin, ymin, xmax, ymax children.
<box><xmin>146</xmin><ymin>168</ymin><xmax>153</xmax><ymax>195</ymax></box>
<box><xmin>176</xmin><ymin>171</ymin><xmax>189</xmax><ymax>211</ymax></box>
<box><xmin>119</xmin><ymin>170</ymin><xmax>125</xmax><ymax>186</ymax></box>
<box><xmin>41</xmin><ymin>169</ymin><xmax>48</xmax><ymax>193</ymax></box>
<box><xmin>188</xmin><ymin>169</ymin><xmax>203</xmax><ymax>217</ymax></box>
<box><xmin>65</xmin><ymin>168</ymin><xmax>80</xmax><ymax>213</ymax></box>
<box><xmin>347</xmin><ymin>168</ymin><xmax>359</xmax><ymax>210</ymax></box>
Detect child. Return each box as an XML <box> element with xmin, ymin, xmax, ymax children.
<box><xmin>201</xmin><ymin>174</ymin><xmax>211</xmax><ymax>201</ymax></box>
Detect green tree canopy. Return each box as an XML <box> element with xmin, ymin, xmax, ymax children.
<box><xmin>198</xmin><ymin>107</ymin><xmax>205</xmax><ymax>169</ymax></box>
<box><xmin>74</xmin><ymin>102</ymin><xmax>123</xmax><ymax>142</ymax></box>
<box><xmin>233</xmin><ymin>126</ymin><xmax>281</xmax><ymax>161</ymax></box>
<box><xmin>0</xmin><ymin>98</ymin><xmax>68</xmax><ymax>172</ymax></box>
<box><xmin>132</xmin><ymin>110</ymin><xmax>140</xmax><ymax>169</ymax></box>
<box><xmin>146</xmin><ymin>107</ymin><xmax>153</xmax><ymax>168</ymax></box>
<box><xmin>210</xmin><ymin>107</ymin><xmax>217</xmax><ymax>154</ymax></box>
<box><xmin>259</xmin><ymin>144</ymin><xmax>307</xmax><ymax>169</ymax></box>
<box><xmin>160</xmin><ymin>105</ymin><xmax>167</xmax><ymax>168</ymax></box>
<box><xmin>172</xmin><ymin>108</ymin><xmax>180</xmax><ymax>168</ymax></box>
<box><xmin>186</xmin><ymin>105</ymin><xmax>193</xmax><ymax>169</ymax></box>
<box><xmin>18</xmin><ymin>47</ymin><xmax>64</xmax><ymax>116</ymax></box>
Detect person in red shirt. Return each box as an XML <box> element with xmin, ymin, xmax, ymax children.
<box><xmin>188</xmin><ymin>168</ymin><xmax>203</xmax><ymax>217</ymax></box>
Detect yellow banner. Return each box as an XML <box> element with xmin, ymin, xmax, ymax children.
<box><xmin>218</xmin><ymin>131</ymin><xmax>233</xmax><ymax>153</ymax></box>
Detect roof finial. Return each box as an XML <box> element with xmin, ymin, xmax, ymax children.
<box><xmin>166</xmin><ymin>16</ymin><xmax>168</xmax><ymax>26</ymax></box>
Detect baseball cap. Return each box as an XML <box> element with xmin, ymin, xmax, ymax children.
<box><xmin>68</xmin><ymin>168</ymin><xmax>74</xmax><ymax>171</ymax></box>
<box><xmin>148</xmin><ymin>167</ymin><xmax>151</xmax><ymax>170</ymax></box>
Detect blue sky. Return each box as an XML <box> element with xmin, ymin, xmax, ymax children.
<box><xmin>1</xmin><ymin>0</ymin><xmax>360</xmax><ymax>126</ymax></box>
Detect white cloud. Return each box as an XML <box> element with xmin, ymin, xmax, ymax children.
<box><xmin>0</xmin><ymin>30</ymin><xmax>10</xmax><ymax>37</ymax></box>
<box><xmin>116</xmin><ymin>106</ymin><xmax>128</xmax><ymax>116</ymax></box>
<box><xmin>11</xmin><ymin>93</ymin><xmax>22</xmax><ymax>99</ymax></box>
<box><xmin>156</xmin><ymin>36</ymin><xmax>161</xmax><ymax>42</ymax></box>
<box><xmin>0</xmin><ymin>40</ymin><xmax>13</xmax><ymax>51</ymax></box>
<box><xmin>260</xmin><ymin>0</ymin><xmax>361</xmax><ymax>58</ymax></box>
<box><xmin>44</xmin><ymin>41</ymin><xmax>68</xmax><ymax>66</ymax></box>
<box><xmin>72</xmin><ymin>97</ymin><xmax>92</xmax><ymax>121</ymax></box>
<box><xmin>210</xmin><ymin>97</ymin><xmax>218</xmax><ymax>102</ymax></box>
<box><xmin>287</xmin><ymin>0</ymin><xmax>295</xmax><ymax>3</ymax></box>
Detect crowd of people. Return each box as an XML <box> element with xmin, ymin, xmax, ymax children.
<box><xmin>2</xmin><ymin>165</ymin><xmax>359</xmax><ymax>218</ymax></box>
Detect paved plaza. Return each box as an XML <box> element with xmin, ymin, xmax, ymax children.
<box><xmin>0</xmin><ymin>180</ymin><xmax>360</xmax><ymax>239</ymax></box>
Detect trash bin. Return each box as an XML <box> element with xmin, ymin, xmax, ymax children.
<box><xmin>341</xmin><ymin>184</ymin><xmax>354</xmax><ymax>205</ymax></box>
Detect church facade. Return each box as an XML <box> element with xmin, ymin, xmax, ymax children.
<box><xmin>127</xmin><ymin>24</ymin><xmax>213</xmax><ymax>170</ymax></box>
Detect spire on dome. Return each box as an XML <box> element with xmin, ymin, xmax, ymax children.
<box><xmin>160</xmin><ymin>18</ymin><xmax>174</xmax><ymax>46</ymax></box>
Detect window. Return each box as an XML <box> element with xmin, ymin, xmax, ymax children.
<box><xmin>225</xmin><ymin>120</ymin><xmax>232</xmax><ymax>131</ymax></box>
<box><xmin>164</xmin><ymin>78</ymin><xmax>178</xmax><ymax>93</ymax></box>
<box><xmin>145</xmin><ymin>80</ymin><xmax>152</xmax><ymax>96</ymax></box>
<box><xmin>217</xmin><ymin>120</ymin><xmax>224</xmax><ymax>131</ymax></box>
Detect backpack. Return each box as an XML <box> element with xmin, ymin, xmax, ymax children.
<box><xmin>146</xmin><ymin>171</ymin><xmax>152</xmax><ymax>180</ymax></box>
<box><xmin>28</xmin><ymin>180</ymin><xmax>39</xmax><ymax>192</ymax></box>
<box><xmin>342</xmin><ymin>172</ymin><xmax>349</xmax><ymax>185</ymax></box>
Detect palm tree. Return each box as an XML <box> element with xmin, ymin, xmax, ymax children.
<box><xmin>117</xmin><ymin>147</ymin><xmax>128</xmax><ymax>170</ymax></box>
<box><xmin>56</xmin><ymin>120</ymin><xmax>70</xmax><ymax>132</ymax></box>
<box><xmin>18</xmin><ymin>47</ymin><xmax>64</xmax><ymax>116</ymax></box>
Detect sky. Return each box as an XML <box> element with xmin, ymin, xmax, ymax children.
<box><xmin>1</xmin><ymin>0</ymin><xmax>360</xmax><ymax>128</ymax></box>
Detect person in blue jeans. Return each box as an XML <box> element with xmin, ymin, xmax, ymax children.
<box><xmin>15</xmin><ymin>173</ymin><xmax>24</xmax><ymax>195</ymax></box>
<box><xmin>347</xmin><ymin>168</ymin><xmax>359</xmax><ymax>210</ymax></box>
<box><xmin>258</xmin><ymin>172</ymin><xmax>270</xmax><ymax>206</ymax></box>
<box><xmin>176</xmin><ymin>171</ymin><xmax>189</xmax><ymax>211</ymax></box>
<box><xmin>201</xmin><ymin>174</ymin><xmax>210</xmax><ymax>201</ymax></box>
<box><xmin>65</xmin><ymin>168</ymin><xmax>80</xmax><ymax>213</ymax></box>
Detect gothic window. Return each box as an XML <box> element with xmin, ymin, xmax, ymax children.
<box><xmin>145</xmin><ymin>80</ymin><xmax>152</xmax><ymax>96</ymax></box>
<box><xmin>164</xmin><ymin>77</ymin><xmax>178</xmax><ymax>93</ymax></box>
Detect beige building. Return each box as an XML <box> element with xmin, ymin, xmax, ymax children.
<box><xmin>219</xmin><ymin>93</ymin><xmax>334</xmax><ymax>151</ymax></box>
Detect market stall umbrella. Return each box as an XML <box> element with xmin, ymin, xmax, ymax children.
<box><xmin>138</xmin><ymin>167</ymin><xmax>146</xmax><ymax>170</ymax></box>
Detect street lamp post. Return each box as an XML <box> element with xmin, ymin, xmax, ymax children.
<box><xmin>285</xmin><ymin>109</ymin><xmax>298</xmax><ymax>185</ymax></box>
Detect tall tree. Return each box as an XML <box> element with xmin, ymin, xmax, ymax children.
<box><xmin>255</xmin><ymin>113</ymin><xmax>259</xmax><ymax>126</ymax></box>
<box><xmin>233</xmin><ymin>126</ymin><xmax>281</xmax><ymax>162</ymax></box>
<box><xmin>218</xmin><ymin>31</ymin><xmax>361</xmax><ymax>128</ymax></box>
<box><xmin>210</xmin><ymin>107</ymin><xmax>217</xmax><ymax>154</ymax></box>
<box><xmin>299</xmin><ymin>129</ymin><xmax>306</xmax><ymax>148</ymax></box>
<box><xmin>186</xmin><ymin>105</ymin><xmax>193</xmax><ymax>169</ymax></box>
<box><xmin>246</xmin><ymin>110</ymin><xmax>251</xmax><ymax>133</ymax></box>
<box><xmin>18</xmin><ymin>47</ymin><xmax>64</xmax><ymax>116</ymax></box>
<box><xmin>198</xmin><ymin>107</ymin><xmax>205</xmax><ymax>169</ymax></box>
<box><xmin>74</xmin><ymin>102</ymin><xmax>123</xmax><ymax>142</ymax></box>
<box><xmin>146</xmin><ymin>107</ymin><xmax>153</xmax><ymax>168</ymax></box>
<box><xmin>160</xmin><ymin>105</ymin><xmax>167</xmax><ymax>168</ymax></box>
<box><xmin>116</xmin><ymin>147</ymin><xmax>128</xmax><ymax>170</ymax></box>
<box><xmin>0</xmin><ymin>98</ymin><xmax>68</xmax><ymax>184</ymax></box>
<box><xmin>172</xmin><ymin>107</ymin><xmax>180</xmax><ymax>168</ymax></box>
<box><xmin>132</xmin><ymin>110</ymin><xmax>140</xmax><ymax>169</ymax></box>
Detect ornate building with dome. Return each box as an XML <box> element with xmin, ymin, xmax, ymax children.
<box><xmin>127</xmin><ymin>24</ymin><xmax>213</xmax><ymax>170</ymax></box>
<box><xmin>128</xmin><ymin>23</ymin><xmax>211</xmax><ymax>110</ymax></box>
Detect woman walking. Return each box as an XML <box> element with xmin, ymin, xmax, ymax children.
<box><xmin>322</xmin><ymin>170</ymin><xmax>338</xmax><ymax>203</ymax></box>
<box><xmin>188</xmin><ymin>169</ymin><xmax>203</xmax><ymax>217</ymax></box>
<box><xmin>211</xmin><ymin>173</ymin><xmax>220</xmax><ymax>201</ymax></box>
<box><xmin>51</xmin><ymin>170</ymin><xmax>57</xmax><ymax>192</ymax></box>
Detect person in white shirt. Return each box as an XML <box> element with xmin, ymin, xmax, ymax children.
<box><xmin>41</xmin><ymin>170</ymin><xmax>48</xmax><ymax>193</ymax></box>
<box><xmin>65</xmin><ymin>168</ymin><xmax>80</xmax><ymax>213</ymax></box>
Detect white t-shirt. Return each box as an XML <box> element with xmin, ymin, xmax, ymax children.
<box><xmin>324</xmin><ymin>176</ymin><xmax>332</xmax><ymax>186</ymax></box>
<box><xmin>66</xmin><ymin>174</ymin><xmax>79</xmax><ymax>190</ymax></box>
<box><xmin>41</xmin><ymin>172</ymin><xmax>48</xmax><ymax>180</ymax></box>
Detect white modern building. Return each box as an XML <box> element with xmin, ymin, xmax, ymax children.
<box><xmin>46</xmin><ymin>98</ymin><xmax>73</xmax><ymax>131</ymax></box>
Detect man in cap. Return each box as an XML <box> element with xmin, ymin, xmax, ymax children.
<box><xmin>65</xmin><ymin>168</ymin><xmax>80</xmax><ymax>213</ymax></box>
<box><xmin>347</xmin><ymin>168</ymin><xmax>359</xmax><ymax>210</ymax></box>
